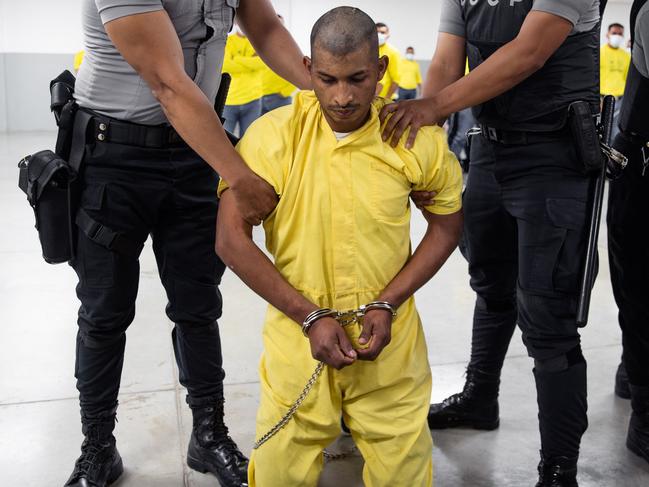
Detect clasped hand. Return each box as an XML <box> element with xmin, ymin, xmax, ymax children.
<box><xmin>306</xmin><ymin>309</ymin><xmax>393</xmax><ymax>370</ymax></box>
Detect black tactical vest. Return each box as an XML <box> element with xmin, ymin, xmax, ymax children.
<box><xmin>463</xmin><ymin>0</ymin><xmax>600</xmax><ymax>132</ymax></box>
<box><xmin>618</xmin><ymin>0</ymin><xmax>649</xmax><ymax>141</ymax></box>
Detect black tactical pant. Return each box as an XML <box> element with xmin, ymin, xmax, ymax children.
<box><xmin>608</xmin><ymin>133</ymin><xmax>649</xmax><ymax>387</ymax></box>
<box><xmin>71</xmin><ymin>141</ymin><xmax>227</xmax><ymax>417</ymax></box>
<box><xmin>462</xmin><ymin>133</ymin><xmax>592</xmax><ymax>458</ymax></box>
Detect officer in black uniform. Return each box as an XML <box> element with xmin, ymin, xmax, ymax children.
<box><xmin>608</xmin><ymin>0</ymin><xmax>649</xmax><ymax>465</ymax></box>
<box><xmin>380</xmin><ymin>1</ymin><xmax>600</xmax><ymax>485</ymax></box>
<box><xmin>63</xmin><ymin>1</ymin><xmax>309</xmax><ymax>486</ymax></box>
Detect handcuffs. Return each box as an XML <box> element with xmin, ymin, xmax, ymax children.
<box><xmin>301</xmin><ymin>301</ymin><xmax>398</xmax><ymax>337</ymax></box>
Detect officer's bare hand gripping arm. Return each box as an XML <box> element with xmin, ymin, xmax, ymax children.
<box><xmin>103</xmin><ymin>0</ymin><xmax>310</xmax><ymax>225</ymax></box>
<box><xmin>379</xmin><ymin>11</ymin><xmax>574</xmax><ymax>148</ymax></box>
<box><xmin>216</xmin><ymin>190</ymin><xmax>463</xmax><ymax>367</ymax></box>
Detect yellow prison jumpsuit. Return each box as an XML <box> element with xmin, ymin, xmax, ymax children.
<box><xmin>378</xmin><ymin>43</ymin><xmax>402</xmax><ymax>99</ymax></box>
<box><xmin>399</xmin><ymin>59</ymin><xmax>422</xmax><ymax>91</ymax></box>
<box><xmin>260</xmin><ymin>62</ymin><xmax>296</xmax><ymax>98</ymax></box>
<box><xmin>218</xmin><ymin>91</ymin><xmax>462</xmax><ymax>486</ymax></box>
<box><xmin>222</xmin><ymin>34</ymin><xmax>264</xmax><ymax>106</ymax></box>
<box><xmin>600</xmin><ymin>44</ymin><xmax>631</xmax><ymax>97</ymax></box>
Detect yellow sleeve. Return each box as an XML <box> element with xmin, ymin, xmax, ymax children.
<box><xmin>222</xmin><ymin>38</ymin><xmax>264</xmax><ymax>74</ymax></box>
<box><xmin>410</xmin><ymin>127</ymin><xmax>463</xmax><ymax>215</ymax></box>
<box><xmin>388</xmin><ymin>50</ymin><xmax>401</xmax><ymax>85</ymax></box>
<box><xmin>73</xmin><ymin>51</ymin><xmax>84</xmax><ymax>71</ymax></box>
<box><xmin>623</xmin><ymin>51</ymin><xmax>631</xmax><ymax>81</ymax></box>
<box><xmin>217</xmin><ymin>110</ymin><xmax>290</xmax><ymax>197</ymax></box>
<box><xmin>222</xmin><ymin>57</ymin><xmax>248</xmax><ymax>74</ymax></box>
<box><xmin>416</xmin><ymin>65</ymin><xmax>422</xmax><ymax>84</ymax></box>
<box><xmin>235</xmin><ymin>55</ymin><xmax>265</xmax><ymax>71</ymax></box>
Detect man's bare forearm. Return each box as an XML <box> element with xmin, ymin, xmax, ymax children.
<box><xmin>238</xmin><ymin>0</ymin><xmax>311</xmax><ymax>89</ymax></box>
<box><xmin>428</xmin><ymin>11</ymin><xmax>573</xmax><ymax>121</ymax></box>
<box><xmin>430</xmin><ymin>42</ymin><xmax>544</xmax><ymax>121</ymax></box>
<box><xmin>216</xmin><ymin>192</ymin><xmax>317</xmax><ymax>325</ymax></box>
<box><xmin>422</xmin><ymin>58</ymin><xmax>463</xmax><ymax>98</ymax></box>
<box><xmin>379</xmin><ymin>210</ymin><xmax>463</xmax><ymax>308</ymax></box>
<box><xmin>154</xmin><ymin>77</ymin><xmax>250</xmax><ymax>184</ymax></box>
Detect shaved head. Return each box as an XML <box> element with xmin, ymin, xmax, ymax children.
<box><xmin>310</xmin><ymin>6</ymin><xmax>378</xmax><ymax>61</ymax></box>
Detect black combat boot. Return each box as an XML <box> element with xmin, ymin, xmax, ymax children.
<box><xmin>186</xmin><ymin>398</ymin><xmax>249</xmax><ymax>487</ymax></box>
<box><xmin>627</xmin><ymin>385</ymin><xmax>649</xmax><ymax>464</ymax></box>
<box><xmin>427</xmin><ymin>367</ymin><xmax>500</xmax><ymax>430</ymax></box>
<box><xmin>64</xmin><ymin>409</ymin><xmax>123</xmax><ymax>487</ymax></box>
<box><xmin>615</xmin><ymin>361</ymin><xmax>631</xmax><ymax>399</ymax></box>
<box><xmin>535</xmin><ymin>451</ymin><xmax>578</xmax><ymax>487</ymax></box>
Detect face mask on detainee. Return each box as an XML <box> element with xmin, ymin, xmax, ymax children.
<box><xmin>609</xmin><ymin>34</ymin><xmax>624</xmax><ymax>49</ymax></box>
<box><xmin>405</xmin><ymin>53</ymin><xmax>414</xmax><ymax>61</ymax></box>
<box><xmin>377</xmin><ymin>33</ymin><xmax>387</xmax><ymax>46</ymax></box>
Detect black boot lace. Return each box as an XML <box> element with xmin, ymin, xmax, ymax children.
<box><xmin>201</xmin><ymin>406</ymin><xmax>246</xmax><ymax>461</ymax></box>
<box><xmin>70</xmin><ymin>438</ymin><xmax>113</xmax><ymax>480</ymax></box>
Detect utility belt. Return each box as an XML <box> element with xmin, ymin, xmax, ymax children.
<box><xmin>81</xmin><ymin>108</ymin><xmax>186</xmax><ymax>148</ymax></box>
<box><xmin>18</xmin><ymin>70</ymin><xmax>234</xmax><ymax>265</ymax></box>
<box><xmin>477</xmin><ymin>124</ymin><xmax>570</xmax><ymax>145</ymax></box>
<box><xmin>79</xmin><ymin>107</ymin><xmax>239</xmax><ymax>149</ymax></box>
<box><xmin>468</xmin><ymin>101</ymin><xmax>627</xmax><ymax>178</ymax></box>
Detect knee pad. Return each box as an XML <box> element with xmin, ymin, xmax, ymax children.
<box><xmin>534</xmin><ymin>346</ymin><xmax>585</xmax><ymax>373</ymax></box>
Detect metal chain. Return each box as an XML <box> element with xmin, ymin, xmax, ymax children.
<box><xmin>253</xmin><ymin>361</ymin><xmax>325</xmax><ymax>449</ymax></box>
<box><xmin>322</xmin><ymin>445</ymin><xmax>359</xmax><ymax>462</ymax></box>
<box><xmin>252</xmin><ymin>302</ymin><xmax>397</xmax><ymax>449</ymax></box>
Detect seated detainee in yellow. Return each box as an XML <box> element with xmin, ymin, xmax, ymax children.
<box><xmin>216</xmin><ymin>7</ymin><xmax>463</xmax><ymax>487</ymax></box>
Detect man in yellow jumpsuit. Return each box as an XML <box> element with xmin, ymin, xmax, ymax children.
<box><xmin>376</xmin><ymin>22</ymin><xmax>402</xmax><ymax>99</ymax></box>
<box><xmin>600</xmin><ymin>22</ymin><xmax>631</xmax><ymax>138</ymax></box>
<box><xmin>398</xmin><ymin>46</ymin><xmax>422</xmax><ymax>100</ymax></box>
<box><xmin>216</xmin><ymin>7</ymin><xmax>463</xmax><ymax>486</ymax></box>
<box><xmin>223</xmin><ymin>24</ymin><xmax>265</xmax><ymax>136</ymax></box>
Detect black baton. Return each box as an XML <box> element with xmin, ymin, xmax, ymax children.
<box><xmin>214</xmin><ymin>72</ymin><xmax>232</xmax><ymax>122</ymax></box>
<box><xmin>576</xmin><ymin>95</ymin><xmax>616</xmax><ymax>327</ymax></box>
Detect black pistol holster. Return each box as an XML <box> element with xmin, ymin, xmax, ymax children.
<box><xmin>18</xmin><ymin>70</ymin><xmax>84</xmax><ymax>264</ymax></box>
<box><xmin>18</xmin><ymin>150</ymin><xmax>76</xmax><ymax>263</ymax></box>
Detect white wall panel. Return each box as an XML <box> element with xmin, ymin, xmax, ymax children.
<box><xmin>0</xmin><ymin>0</ymin><xmax>83</xmax><ymax>54</ymax></box>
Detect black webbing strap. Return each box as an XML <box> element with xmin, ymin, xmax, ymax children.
<box><xmin>68</xmin><ymin>110</ymin><xmax>93</xmax><ymax>174</ymax></box>
<box><xmin>75</xmin><ymin>208</ymin><xmax>143</xmax><ymax>257</ymax></box>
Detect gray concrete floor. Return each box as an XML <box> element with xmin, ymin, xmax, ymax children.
<box><xmin>1</xmin><ymin>132</ymin><xmax>647</xmax><ymax>486</ymax></box>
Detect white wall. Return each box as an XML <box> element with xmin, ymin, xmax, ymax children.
<box><xmin>0</xmin><ymin>55</ymin><xmax>6</xmax><ymax>132</ymax></box>
<box><xmin>0</xmin><ymin>0</ymin><xmax>84</xmax><ymax>54</ymax></box>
